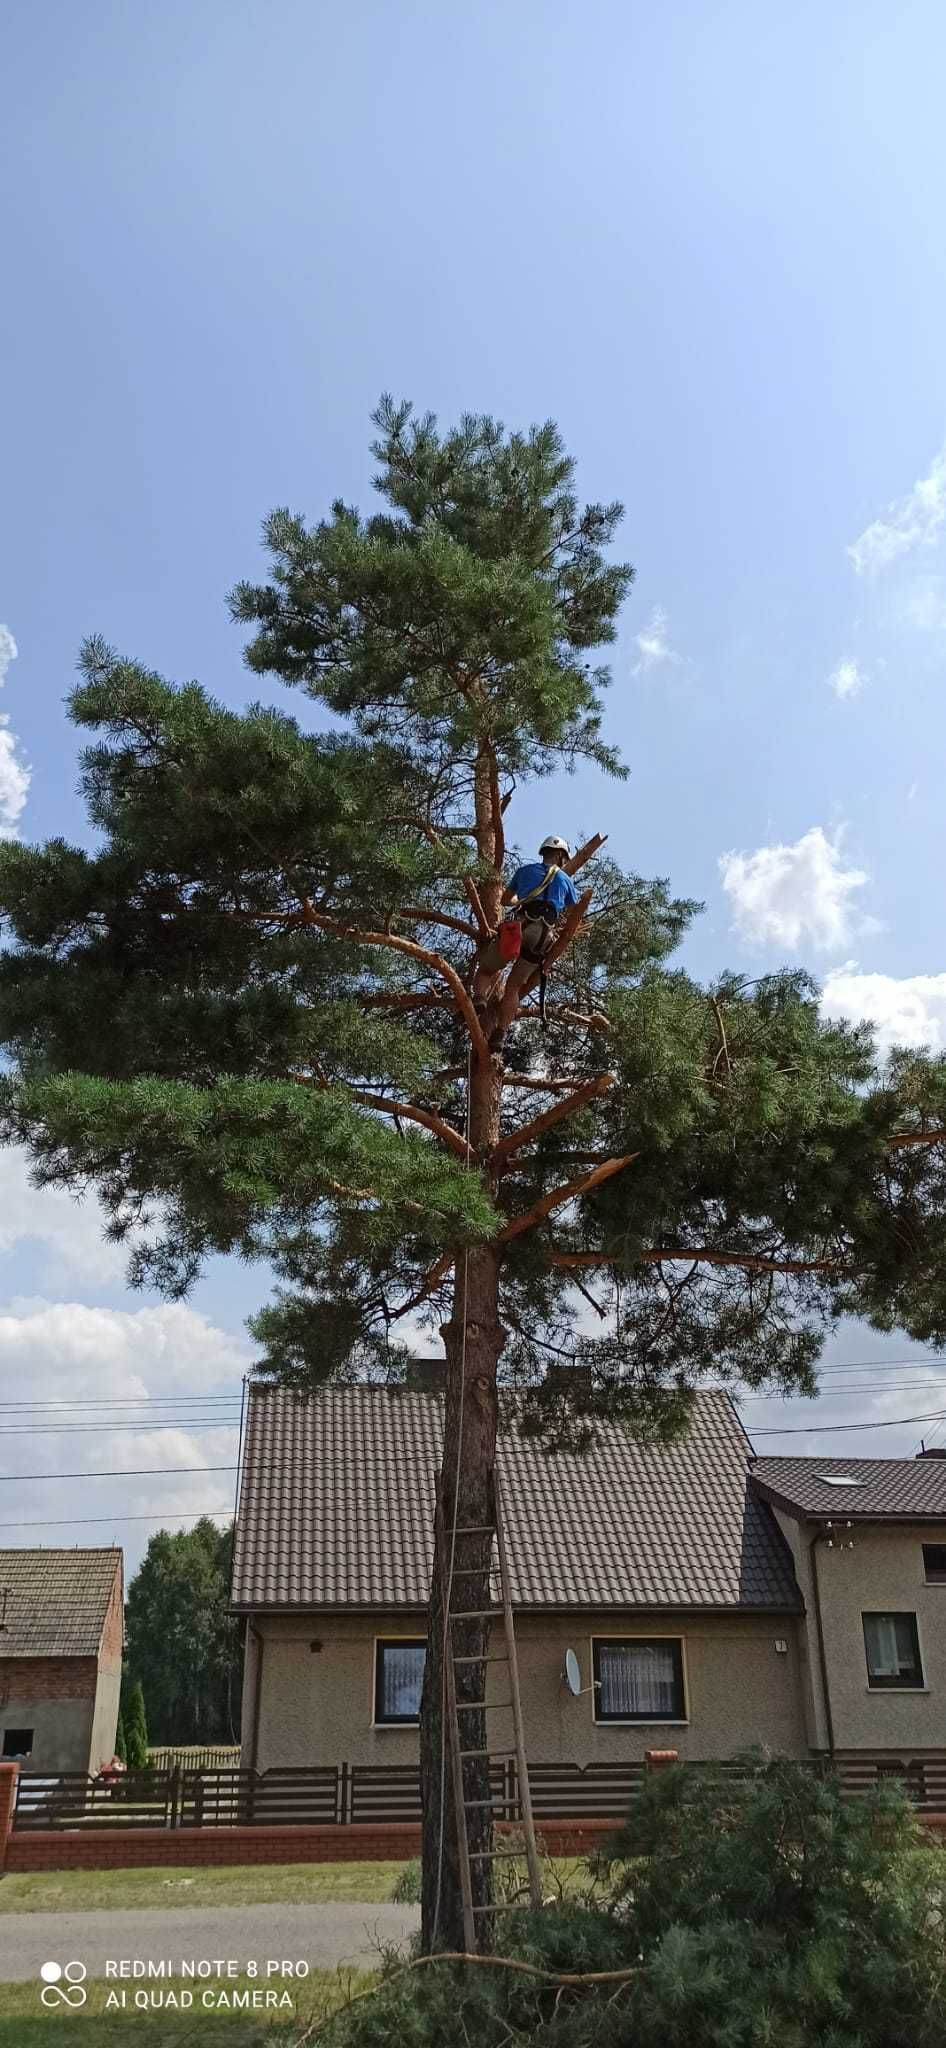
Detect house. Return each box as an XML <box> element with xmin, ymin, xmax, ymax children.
<box><xmin>231</xmin><ymin>1384</ymin><xmax>810</xmax><ymax>1771</ymax></box>
<box><xmin>0</xmin><ymin>1549</ymin><xmax>123</xmax><ymax>1775</ymax></box>
<box><xmin>752</xmin><ymin>1454</ymin><xmax>946</xmax><ymax>1765</ymax></box>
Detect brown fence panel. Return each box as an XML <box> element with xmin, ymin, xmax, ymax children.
<box><xmin>179</xmin><ymin>1768</ymin><xmax>339</xmax><ymax>1828</ymax></box>
<box><xmin>526</xmin><ymin>1762</ymin><xmax>646</xmax><ymax>1820</ymax></box>
<box><xmin>14</xmin><ymin>1771</ymin><xmax>176</xmax><ymax>1831</ymax></box>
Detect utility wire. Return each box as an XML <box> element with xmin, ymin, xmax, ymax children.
<box><xmin>0</xmin><ymin>1464</ymin><xmax>238</xmax><ymax>1483</ymax></box>
<box><xmin>753</xmin><ymin>1407</ymin><xmax>946</xmax><ymax>1435</ymax></box>
<box><xmin>0</xmin><ymin>1425</ymin><xmax>241</xmax><ymax>1441</ymax></box>
<box><xmin>0</xmin><ymin>1509</ymin><xmax>230</xmax><ymax>1529</ymax></box>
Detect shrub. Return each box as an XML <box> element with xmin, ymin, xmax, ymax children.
<box><xmin>331</xmin><ymin>1758</ymin><xmax>946</xmax><ymax>2048</ymax></box>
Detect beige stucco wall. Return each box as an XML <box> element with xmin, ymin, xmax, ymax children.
<box><xmin>775</xmin><ymin>1515</ymin><xmax>946</xmax><ymax>1753</ymax></box>
<box><xmin>0</xmin><ymin>1694</ymin><xmax>96</xmax><ymax>1773</ymax></box>
<box><xmin>243</xmin><ymin>1608</ymin><xmax>808</xmax><ymax>1770</ymax></box>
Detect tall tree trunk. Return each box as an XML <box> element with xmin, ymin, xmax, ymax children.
<box><xmin>420</xmin><ymin>1041</ymin><xmax>506</xmax><ymax>1953</ymax></box>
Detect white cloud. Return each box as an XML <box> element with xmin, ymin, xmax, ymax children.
<box><xmin>0</xmin><ymin>1298</ymin><xmax>251</xmax><ymax>1563</ymax></box>
<box><xmin>828</xmin><ymin>657</ymin><xmax>865</xmax><ymax>700</ymax></box>
<box><xmin>719</xmin><ymin>826</ymin><xmax>869</xmax><ymax>952</ymax></box>
<box><xmin>847</xmin><ymin>444</ymin><xmax>946</xmax><ymax>577</ymax></box>
<box><xmin>0</xmin><ymin>627</ymin><xmax>17</xmax><ymax>686</ymax></box>
<box><xmin>0</xmin><ymin>625</ymin><xmax>30</xmax><ymax>836</ymax></box>
<box><xmin>633</xmin><ymin>605</ymin><xmax>681</xmax><ymax>674</ymax></box>
<box><xmin>0</xmin><ymin>1149</ymin><xmax>129</xmax><ymax>1285</ymax></box>
<box><xmin>821</xmin><ymin>964</ymin><xmax>946</xmax><ymax>1059</ymax></box>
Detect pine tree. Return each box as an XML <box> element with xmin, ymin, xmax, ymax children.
<box><xmin>124</xmin><ymin>1680</ymin><xmax>149</xmax><ymax>1770</ymax></box>
<box><xmin>2</xmin><ymin>399</ymin><xmax>946</xmax><ymax>1949</ymax></box>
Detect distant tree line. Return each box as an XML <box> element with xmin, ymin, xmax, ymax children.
<box><xmin>123</xmin><ymin>1517</ymin><xmax>243</xmax><ymax>1746</ymax></box>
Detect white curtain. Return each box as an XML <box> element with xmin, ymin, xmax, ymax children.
<box><xmin>379</xmin><ymin>1643</ymin><xmax>425</xmax><ymax>1719</ymax></box>
<box><xmin>598</xmin><ymin>1641</ymin><xmax>679</xmax><ymax>1717</ymax></box>
<box><xmin>864</xmin><ymin>1613</ymin><xmax>916</xmax><ymax>1680</ymax></box>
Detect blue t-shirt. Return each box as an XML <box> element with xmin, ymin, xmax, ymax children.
<box><xmin>507</xmin><ymin>862</ymin><xmax>579</xmax><ymax>914</ymax></box>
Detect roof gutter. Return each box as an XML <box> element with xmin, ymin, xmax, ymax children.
<box><xmin>247</xmin><ymin>1621</ymin><xmax>264</xmax><ymax>1775</ymax></box>
<box><xmin>808</xmin><ymin>1527</ymin><xmax>835</xmax><ymax>1760</ymax></box>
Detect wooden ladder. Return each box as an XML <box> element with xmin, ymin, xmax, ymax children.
<box><xmin>439</xmin><ymin>1469</ymin><xmax>543</xmax><ymax>1949</ymax></box>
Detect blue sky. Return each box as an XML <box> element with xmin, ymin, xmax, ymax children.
<box><xmin>3</xmin><ymin>0</ymin><xmax>946</xmax><ymax>1566</ymax></box>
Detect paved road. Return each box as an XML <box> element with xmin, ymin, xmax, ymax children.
<box><xmin>0</xmin><ymin>1900</ymin><xmax>420</xmax><ymax>1982</ymax></box>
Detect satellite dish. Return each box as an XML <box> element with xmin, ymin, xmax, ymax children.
<box><xmin>562</xmin><ymin>1647</ymin><xmax>582</xmax><ymax>1697</ymax></box>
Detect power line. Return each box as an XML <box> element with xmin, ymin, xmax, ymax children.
<box><xmin>753</xmin><ymin>1406</ymin><xmax>946</xmax><ymax>1435</ymax></box>
<box><xmin>0</xmin><ymin>1396</ymin><xmax>242</xmax><ymax>1411</ymax></box>
<box><xmin>0</xmin><ymin>1464</ymin><xmax>238</xmax><ymax>1483</ymax></box>
<box><xmin>0</xmin><ymin>1509</ymin><xmax>230</xmax><ymax>1529</ymax></box>
<box><xmin>0</xmin><ymin>1421</ymin><xmax>241</xmax><ymax>1437</ymax></box>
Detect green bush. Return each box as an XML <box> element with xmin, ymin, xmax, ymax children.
<box><xmin>123</xmin><ymin>1680</ymin><xmax>149</xmax><ymax>1770</ymax></box>
<box><xmin>328</xmin><ymin>1758</ymin><xmax>946</xmax><ymax>2048</ymax></box>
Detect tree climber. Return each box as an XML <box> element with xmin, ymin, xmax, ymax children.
<box><xmin>478</xmin><ymin>836</ymin><xmax>580</xmax><ymax>1030</ymax></box>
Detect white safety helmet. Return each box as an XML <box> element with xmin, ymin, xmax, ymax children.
<box><xmin>539</xmin><ymin>835</ymin><xmax>570</xmax><ymax>860</ymax></box>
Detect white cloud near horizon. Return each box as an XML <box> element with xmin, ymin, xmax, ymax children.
<box><xmin>719</xmin><ymin>826</ymin><xmax>870</xmax><ymax>953</ymax></box>
<box><xmin>847</xmin><ymin>443</ymin><xmax>946</xmax><ymax>577</ymax></box>
<box><xmin>0</xmin><ymin>1298</ymin><xmax>251</xmax><ymax>1559</ymax></box>
<box><xmin>0</xmin><ymin>1149</ymin><xmax>130</xmax><ymax>1286</ymax></box>
<box><xmin>828</xmin><ymin>656</ymin><xmax>865</xmax><ymax>700</ymax></box>
<box><xmin>633</xmin><ymin>605</ymin><xmax>681</xmax><ymax>674</ymax></box>
<box><xmin>0</xmin><ymin>626</ymin><xmax>30</xmax><ymax>837</ymax></box>
<box><xmin>821</xmin><ymin>964</ymin><xmax>946</xmax><ymax>1060</ymax></box>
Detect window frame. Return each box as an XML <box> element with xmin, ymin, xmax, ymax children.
<box><xmin>372</xmin><ymin>1636</ymin><xmax>427</xmax><ymax>1727</ymax></box>
<box><xmin>922</xmin><ymin>1544</ymin><xmax>946</xmax><ymax>1585</ymax></box>
<box><xmin>862</xmin><ymin>1611</ymin><xmax>925</xmax><ymax>1691</ymax></box>
<box><xmin>1</xmin><ymin>1727</ymin><xmax>34</xmax><ymax>1759</ymax></box>
<box><xmin>591</xmin><ymin>1635</ymin><xmax>688</xmax><ymax>1725</ymax></box>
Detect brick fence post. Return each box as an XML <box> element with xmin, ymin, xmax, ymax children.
<box><xmin>644</xmin><ymin>1749</ymin><xmax>679</xmax><ymax>1772</ymax></box>
<box><xmin>0</xmin><ymin>1764</ymin><xmax>19</xmax><ymax>1873</ymax></box>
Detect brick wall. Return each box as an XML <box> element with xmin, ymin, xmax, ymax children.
<box><xmin>0</xmin><ymin>1656</ymin><xmax>97</xmax><ymax>1703</ymax></box>
<box><xmin>5</xmin><ymin>1816</ymin><xmax>616</xmax><ymax>1873</ymax></box>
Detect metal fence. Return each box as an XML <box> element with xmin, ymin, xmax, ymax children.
<box><xmin>13</xmin><ymin>1753</ymin><xmax>946</xmax><ymax>1832</ymax></box>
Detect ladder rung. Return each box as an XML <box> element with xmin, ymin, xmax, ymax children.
<box><xmin>453</xmin><ymin>1653</ymin><xmax>507</xmax><ymax>1665</ymax></box>
<box><xmin>454</xmin><ymin>1525</ymin><xmax>496</xmax><ymax>1535</ymax></box>
<box><xmin>468</xmin><ymin>1847</ymin><xmax>528</xmax><ymax>1860</ymax></box>
<box><xmin>459</xmin><ymin>1746</ymin><xmax>518</xmax><ymax>1759</ymax></box>
<box><xmin>449</xmin><ymin>1608</ymin><xmax>502</xmax><ymax>1621</ymax></box>
<box><xmin>463</xmin><ymin>1796</ymin><xmax>508</xmax><ymax>1809</ymax></box>
<box><xmin>450</xmin><ymin>1565</ymin><xmax>500</xmax><ymax>1575</ymax></box>
<box><xmin>455</xmin><ymin>1699</ymin><xmax>514</xmax><ymax>1712</ymax></box>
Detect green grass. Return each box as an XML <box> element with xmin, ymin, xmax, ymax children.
<box><xmin>0</xmin><ymin>1862</ymin><xmax>408</xmax><ymax>1915</ymax></box>
<box><xmin>0</xmin><ymin>1967</ymin><xmax>374</xmax><ymax>2044</ymax></box>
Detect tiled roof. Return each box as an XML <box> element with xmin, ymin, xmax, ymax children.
<box><xmin>0</xmin><ymin>1549</ymin><xmax>122</xmax><ymax>1658</ymax></box>
<box><xmin>752</xmin><ymin>1456</ymin><xmax>946</xmax><ymax>1522</ymax></box>
<box><xmin>231</xmin><ymin>1386</ymin><xmax>800</xmax><ymax>1613</ymax></box>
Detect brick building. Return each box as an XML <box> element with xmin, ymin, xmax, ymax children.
<box><xmin>0</xmin><ymin>1549</ymin><xmax>123</xmax><ymax>1774</ymax></box>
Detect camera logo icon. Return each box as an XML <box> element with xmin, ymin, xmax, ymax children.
<box><xmin>40</xmin><ymin>1960</ymin><xmax>88</xmax><ymax>2009</ymax></box>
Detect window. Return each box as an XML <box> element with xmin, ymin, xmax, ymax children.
<box><xmin>593</xmin><ymin>1638</ymin><xmax>685</xmax><ymax>1722</ymax></box>
<box><xmin>923</xmin><ymin>1545</ymin><xmax>946</xmax><ymax>1584</ymax></box>
<box><xmin>2</xmin><ymin>1728</ymin><xmax>33</xmax><ymax>1759</ymax></box>
<box><xmin>863</xmin><ymin>1613</ymin><xmax>924</xmax><ymax>1690</ymax></box>
<box><xmin>374</xmin><ymin>1639</ymin><xmax>426</xmax><ymax>1724</ymax></box>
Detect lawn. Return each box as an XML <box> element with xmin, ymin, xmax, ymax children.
<box><xmin>0</xmin><ymin>1862</ymin><xmax>407</xmax><ymax>1914</ymax></box>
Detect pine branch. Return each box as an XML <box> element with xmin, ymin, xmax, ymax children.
<box><xmin>397</xmin><ymin>905</ymin><xmax>480</xmax><ymax>940</ymax></box>
<box><xmin>491</xmin><ymin>1075</ymin><xmax>614</xmax><ymax>1170</ymax></box>
<box><xmin>547</xmin><ymin>1246</ymin><xmax>844</xmax><ymax>1275</ymax></box>
<box><xmin>496</xmin><ymin>1152</ymin><xmax>638</xmax><ymax>1244</ymax></box>
<box><xmin>297</xmin><ymin>904</ymin><xmax>491</xmax><ymax>1064</ymax></box>
<box><xmin>563</xmin><ymin>832</ymin><xmax>607</xmax><ymax>876</ymax></box>
<box><xmin>288</xmin><ymin>1076</ymin><xmax>470</xmax><ymax>1161</ymax></box>
<box><xmin>389</xmin><ymin>1251</ymin><xmax>455</xmax><ymax>1320</ymax></box>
